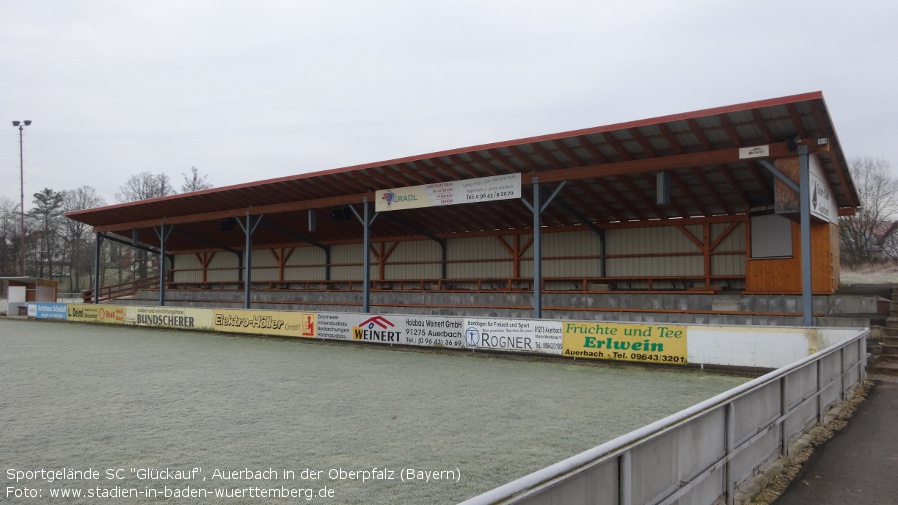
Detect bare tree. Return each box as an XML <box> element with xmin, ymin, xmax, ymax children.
<box><xmin>0</xmin><ymin>197</ymin><xmax>22</xmax><ymax>276</ymax></box>
<box><xmin>839</xmin><ymin>156</ymin><xmax>898</xmax><ymax>266</ymax></box>
<box><xmin>116</xmin><ymin>171</ymin><xmax>176</xmax><ymax>203</ymax></box>
<box><xmin>61</xmin><ymin>186</ymin><xmax>106</xmax><ymax>292</ymax></box>
<box><xmin>181</xmin><ymin>166</ymin><xmax>213</xmax><ymax>193</ymax></box>
<box><xmin>115</xmin><ymin>172</ymin><xmax>176</xmax><ymax>278</ymax></box>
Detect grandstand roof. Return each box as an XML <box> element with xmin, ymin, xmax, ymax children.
<box><xmin>66</xmin><ymin>91</ymin><xmax>858</xmax><ymax>252</ymax></box>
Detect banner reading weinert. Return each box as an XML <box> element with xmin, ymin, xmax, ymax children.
<box><xmin>562</xmin><ymin>321</ymin><xmax>688</xmax><ymax>365</ymax></box>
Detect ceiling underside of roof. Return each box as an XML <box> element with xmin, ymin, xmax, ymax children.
<box><xmin>67</xmin><ymin>92</ymin><xmax>859</xmax><ymax>253</ymax></box>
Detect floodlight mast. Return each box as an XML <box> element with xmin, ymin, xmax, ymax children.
<box><xmin>12</xmin><ymin>120</ymin><xmax>32</xmax><ymax>276</ymax></box>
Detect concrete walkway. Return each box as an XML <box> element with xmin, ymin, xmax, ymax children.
<box><xmin>773</xmin><ymin>377</ymin><xmax>898</xmax><ymax>505</ymax></box>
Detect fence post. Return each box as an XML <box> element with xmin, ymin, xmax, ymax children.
<box><xmin>725</xmin><ymin>403</ymin><xmax>735</xmax><ymax>505</ymax></box>
<box><xmin>619</xmin><ymin>451</ymin><xmax>631</xmax><ymax>505</ymax></box>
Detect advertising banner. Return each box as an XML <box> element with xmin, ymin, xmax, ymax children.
<box><xmin>463</xmin><ymin>318</ymin><xmax>563</xmax><ymax>355</ymax></box>
<box><xmin>375</xmin><ymin>173</ymin><xmax>521</xmax><ymax>212</ymax></box>
<box><xmin>30</xmin><ymin>303</ymin><xmax>68</xmax><ymax>320</ymax></box>
<box><xmin>212</xmin><ymin>309</ymin><xmax>316</xmax><ymax>338</ymax></box>
<box><xmin>809</xmin><ymin>154</ymin><xmax>838</xmax><ymax>224</ymax></box>
<box><xmin>127</xmin><ymin>305</ymin><xmax>214</xmax><ymax>330</ymax></box>
<box><xmin>67</xmin><ymin>304</ymin><xmax>127</xmax><ymax>324</ymax></box>
<box><xmin>562</xmin><ymin>321</ymin><xmax>688</xmax><ymax>365</ymax></box>
<box><xmin>317</xmin><ymin>312</ymin><xmax>465</xmax><ymax>348</ymax></box>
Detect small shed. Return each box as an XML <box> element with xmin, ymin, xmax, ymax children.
<box><xmin>2</xmin><ymin>277</ymin><xmax>59</xmax><ymax>317</ymax></box>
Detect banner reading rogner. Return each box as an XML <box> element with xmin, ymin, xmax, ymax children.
<box><xmin>562</xmin><ymin>321</ymin><xmax>688</xmax><ymax>365</ymax></box>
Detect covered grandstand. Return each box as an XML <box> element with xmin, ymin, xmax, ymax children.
<box><xmin>66</xmin><ymin>91</ymin><xmax>861</xmax><ymax>326</ymax></box>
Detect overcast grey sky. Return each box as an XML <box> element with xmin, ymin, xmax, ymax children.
<box><xmin>2</xmin><ymin>1</ymin><xmax>896</xmax><ymax>209</ymax></box>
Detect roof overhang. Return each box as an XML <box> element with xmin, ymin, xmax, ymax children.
<box><xmin>66</xmin><ymin>91</ymin><xmax>859</xmax><ymax>253</ymax></box>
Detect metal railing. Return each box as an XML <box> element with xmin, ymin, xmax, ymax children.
<box><xmin>459</xmin><ymin>329</ymin><xmax>868</xmax><ymax>505</ymax></box>
<box><xmin>81</xmin><ymin>276</ymin><xmax>160</xmax><ymax>303</ymax></box>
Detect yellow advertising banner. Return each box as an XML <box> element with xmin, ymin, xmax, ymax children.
<box><xmin>126</xmin><ymin>305</ymin><xmax>214</xmax><ymax>330</ymax></box>
<box><xmin>562</xmin><ymin>321</ymin><xmax>688</xmax><ymax>365</ymax></box>
<box><xmin>212</xmin><ymin>309</ymin><xmax>317</xmax><ymax>338</ymax></box>
<box><xmin>67</xmin><ymin>304</ymin><xmax>127</xmax><ymax>323</ymax></box>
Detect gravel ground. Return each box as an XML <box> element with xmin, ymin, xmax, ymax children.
<box><xmin>1</xmin><ymin>318</ymin><xmax>750</xmax><ymax>504</ymax></box>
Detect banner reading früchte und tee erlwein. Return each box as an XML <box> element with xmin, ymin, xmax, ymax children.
<box><xmin>562</xmin><ymin>321</ymin><xmax>688</xmax><ymax>365</ymax></box>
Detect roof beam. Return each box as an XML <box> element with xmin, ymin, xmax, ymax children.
<box><xmin>575</xmin><ymin>135</ymin><xmax>609</xmax><ymax>163</ymax></box>
<box><xmin>566</xmin><ymin>182</ymin><xmax>621</xmax><ymax>222</ymax></box>
<box><xmin>667</xmin><ymin>170</ymin><xmax>709</xmax><ymax>216</ymax></box>
<box><xmin>693</xmin><ymin>167</ymin><xmax>732</xmax><ymax>214</ymax></box>
<box><xmin>518</xmin><ymin>139</ymin><xmax>827</xmax><ymax>185</ymax></box>
<box><xmin>751</xmin><ymin>110</ymin><xmax>774</xmax><ymax>142</ymax></box>
<box><xmin>380</xmin><ymin>213</ymin><xmax>445</xmax><ymax>245</ymax></box>
<box><xmin>453</xmin><ymin>153</ymin><xmax>499</xmax><ymax>176</ymax></box>
<box><xmin>259</xmin><ymin>220</ymin><xmax>329</xmax><ymax>251</ymax></box>
<box><xmin>94</xmin><ymin>140</ymin><xmax>825</xmax><ymax>234</ymax></box>
<box><xmin>595</xmin><ymin>178</ymin><xmax>646</xmax><ymax>221</ymax></box>
<box><xmin>785</xmin><ymin>103</ymin><xmax>808</xmax><ymax>139</ymax></box>
<box><xmin>407</xmin><ymin>160</ymin><xmax>457</xmax><ymax>182</ymax></box>
<box><xmin>432</xmin><ymin>155</ymin><xmax>477</xmax><ymax>179</ymax></box>
<box><xmin>686</xmin><ymin>118</ymin><xmax>713</xmax><ymax>150</ymax></box>
<box><xmin>718</xmin><ymin>113</ymin><xmax>746</xmax><ymax>147</ymax></box>
<box><xmin>549</xmin><ymin>139</ymin><xmax>585</xmax><ymax>166</ymax></box>
<box><xmin>508</xmin><ymin>146</ymin><xmax>541</xmax><ymax>172</ymax></box>
<box><xmin>94</xmin><ymin>193</ymin><xmax>376</xmax><ymax>233</ymax></box>
<box><xmin>530</xmin><ymin>142</ymin><xmax>565</xmax><ymax>169</ymax></box>
<box><xmin>615</xmin><ymin>175</ymin><xmax>664</xmax><ymax>218</ymax></box>
<box><xmin>169</xmin><ymin>227</ymin><xmax>241</xmax><ymax>255</ymax></box>
<box><xmin>391</xmin><ymin>162</ymin><xmax>430</xmax><ymax>185</ymax></box>
<box><xmin>716</xmin><ymin>164</ymin><xmax>752</xmax><ymax>211</ymax></box>
<box><xmin>599</xmin><ymin>131</ymin><xmax>634</xmax><ymax>161</ymax></box>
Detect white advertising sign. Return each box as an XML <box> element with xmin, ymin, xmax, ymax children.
<box><xmin>316</xmin><ymin>312</ymin><xmax>465</xmax><ymax>348</ymax></box>
<box><xmin>809</xmin><ymin>154</ymin><xmax>838</xmax><ymax>224</ymax></box>
<box><xmin>375</xmin><ymin>173</ymin><xmax>521</xmax><ymax>212</ymax></box>
<box><xmin>463</xmin><ymin>318</ymin><xmax>563</xmax><ymax>355</ymax></box>
<box><xmin>738</xmin><ymin>145</ymin><xmax>770</xmax><ymax>159</ymax></box>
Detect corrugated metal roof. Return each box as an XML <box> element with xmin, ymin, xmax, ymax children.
<box><xmin>66</xmin><ymin>91</ymin><xmax>859</xmax><ymax>253</ymax></box>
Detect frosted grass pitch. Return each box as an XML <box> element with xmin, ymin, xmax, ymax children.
<box><xmin>0</xmin><ymin>318</ymin><xmax>750</xmax><ymax>504</ymax></box>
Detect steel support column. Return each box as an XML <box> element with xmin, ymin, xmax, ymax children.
<box><xmin>798</xmin><ymin>146</ymin><xmax>813</xmax><ymax>325</ymax></box>
<box><xmin>521</xmin><ymin>178</ymin><xmax>566</xmax><ymax>319</ymax></box>
<box><xmin>351</xmin><ymin>198</ymin><xmax>378</xmax><ymax>313</ymax></box>
<box><xmin>236</xmin><ymin>213</ymin><xmax>263</xmax><ymax>309</ymax></box>
<box><xmin>93</xmin><ymin>232</ymin><xmax>106</xmax><ymax>304</ymax></box>
<box><xmin>532</xmin><ymin>180</ymin><xmax>543</xmax><ymax>318</ymax></box>
<box><xmin>758</xmin><ymin>153</ymin><xmax>813</xmax><ymax>325</ymax></box>
<box><xmin>154</xmin><ymin>224</ymin><xmax>174</xmax><ymax>306</ymax></box>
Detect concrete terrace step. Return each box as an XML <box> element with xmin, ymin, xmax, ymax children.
<box><xmin>870</xmin><ymin>359</ymin><xmax>898</xmax><ymax>377</ymax></box>
<box><xmin>112</xmin><ymin>289</ymin><xmax>880</xmax><ymax>326</ymax></box>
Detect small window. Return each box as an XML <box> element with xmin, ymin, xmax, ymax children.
<box><xmin>751</xmin><ymin>214</ymin><xmax>793</xmax><ymax>258</ymax></box>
